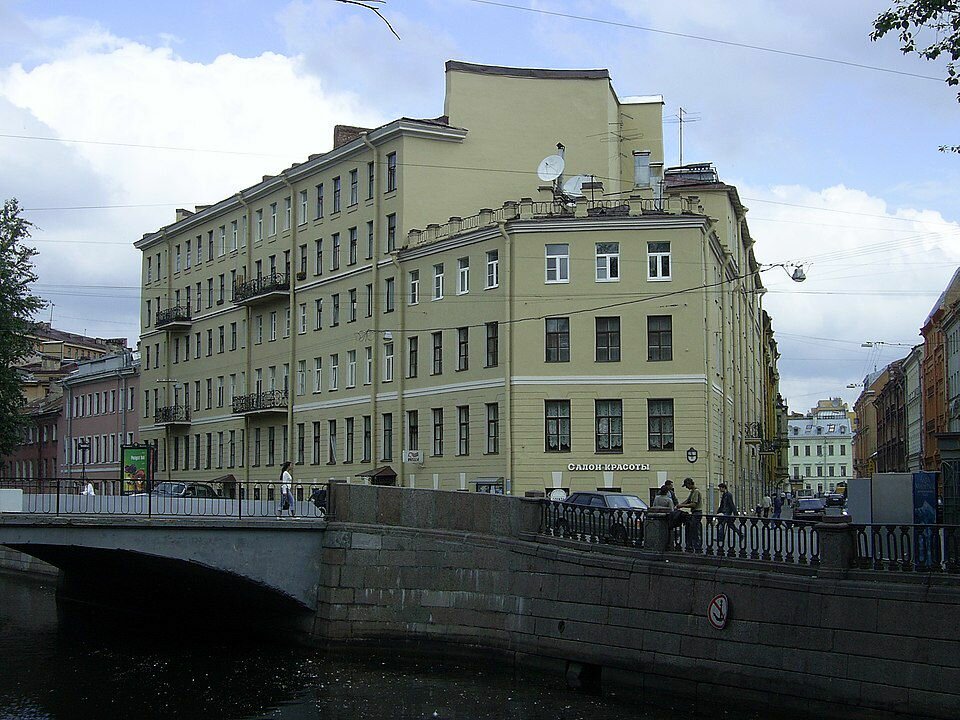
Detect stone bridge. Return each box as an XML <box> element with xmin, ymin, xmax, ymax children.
<box><xmin>2</xmin><ymin>485</ymin><xmax>960</xmax><ymax>720</ymax></box>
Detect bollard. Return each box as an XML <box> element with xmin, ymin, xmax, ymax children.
<box><xmin>643</xmin><ymin>508</ymin><xmax>673</xmax><ymax>554</ymax></box>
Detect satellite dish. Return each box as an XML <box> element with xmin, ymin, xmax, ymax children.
<box><xmin>537</xmin><ymin>154</ymin><xmax>565</xmax><ymax>182</ymax></box>
<box><xmin>562</xmin><ymin>175</ymin><xmax>591</xmax><ymax>197</ymax></box>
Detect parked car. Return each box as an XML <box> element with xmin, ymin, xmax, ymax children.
<box><xmin>824</xmin><ymin>493</ymin><xmax>846</xmax><ymax>508</ymax></box>
<box><xmin>150</xmin><ymin>482</ymin><xmax>221</xmax><ymax>499</ymax></box>
<box><xmin>793</xmin><ymin>497</ymin><xmax>827</xmax><ymax>522</ymax></box>
<box><xmin>555</xmin><ymin>492</ymin><xmax>648</xmax><ymax>543</ymax></box>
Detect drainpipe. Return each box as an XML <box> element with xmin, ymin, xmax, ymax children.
<box><xmin>700</xmin><ymin>223</ymin><xmax>714</xmax><ymax>500</ymax></box>
<box><xmin>361</xmin><ymin>132</ymin><xmax>380</xmax><ymax>473</ymax></box>
<box><xmin>237</xmin><ymin>192</ymin><xmax>252</xmax><ymax>485</ymax></box>
<box><xmin>390</xmin><ymin>252</ymin><xmax>405</xmax><ymax>483</ymax></box>
<box><xmin>497</xmin><ymin>220</ymin><xmax>514</xmax><ymax>493</ymax></box>
<box><xmin>283</xmin><ymin>177</ymin><xmax>297</xmax><ymax>465</ymax></box>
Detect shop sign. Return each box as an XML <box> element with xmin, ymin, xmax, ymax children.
<box><xmin>566</xmin><ymin>463</ymin><xmax>649</xmax><ymax>472</ymax></box>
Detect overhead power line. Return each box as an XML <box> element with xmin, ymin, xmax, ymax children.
<box><xmin>0</xmin><ymin>132</ymin><xmax>286</xmax><ymax>158</ymax></box>
<box><xmin>462</xmin><ymin>0</ymin><xmax>943</xmax><ymax>83</ymax></box>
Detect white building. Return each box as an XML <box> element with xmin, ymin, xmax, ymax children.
<box><xmin>788</xmin><ymin>398</ymin><xmax>854</xmax><ymax>495</ymax></box>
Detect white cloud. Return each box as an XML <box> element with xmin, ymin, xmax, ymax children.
<box><xmin>0</xmin><ymin>19</ymin><xmax>384</xmax><ymax>345</ymax></box>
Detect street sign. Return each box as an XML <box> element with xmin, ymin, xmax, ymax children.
<box><xmin>686</xmin><ymin>447</ymin><xmax>698</xmax><ymax>464</ymax></box>
<box><xmin>708</xmin><ymin>593</ymin><xmax>729</xmax><ymax>630</ymax></box>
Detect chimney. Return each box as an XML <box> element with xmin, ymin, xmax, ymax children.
<box><xmin>175</xmin><ymin>208</ymin><xmax>194</xmax><ymax>222</ymax></box>
<box><xmin>333</xmin><ymin>125</ymin><xmax>373</xmax><ymax>149</ymax></box>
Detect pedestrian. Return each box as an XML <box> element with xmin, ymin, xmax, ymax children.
<box><xmin>277</xmin><ymin>461</ymin><xmax>297</xmax><ymax>519</ymax></box>
<box><xmin>773</xmin><ymin>493</ymin><xmax>784</xmax><ymax>519</ymax></box>
<box><xmin>761</xmin><ymin>494</ymin><xmax>772</xmax><ymax>518</ymax></box>
<box><xmin>715</xmin><ymin>482</ymin><xmax>743</xmax><ymax>546</ymax></box>
<box><xmin>664</xmin><ymin>479</ymin><xmax>679</xmax><ymax>509</ymax></box>
<box><xmin>652</xmin><ymin>486</ymin><xmax>674</xmax><ymax>509</ymax></box>
<box><xmin>81</xmin><ymin>481</ymin><xmax>95</xmax><ymax>496</ymax></box>
<box><xmin>677</xmin><ymin>477</ymin><xmax>704</xmax><ymax>552</ymax></box>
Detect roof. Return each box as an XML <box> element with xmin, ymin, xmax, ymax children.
<box><xmin>787</xmin><ymin>418</ymin><xmax>852</xmax><ymax>437</ymax></box>
<box><xmin>445</xmin><ymin>60</ymin><xmax>609</xmax><ymax>80</ymax></box>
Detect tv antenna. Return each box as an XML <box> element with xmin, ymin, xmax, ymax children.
<box><xmin>665</xmin><ymin>107</ymin><xmax>701</xmax><ymax>165</ymax></box>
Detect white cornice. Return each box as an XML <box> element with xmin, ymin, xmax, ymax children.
<box><xmin>511</xmin><ymin>375</ymin><xmax>707</xmax><ymax>385</ymax></box>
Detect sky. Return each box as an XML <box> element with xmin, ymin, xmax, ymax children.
<box><xmin>1</xmin><ymin>0</ymin><xmax>959</xmax><ymax>415</ymax></box>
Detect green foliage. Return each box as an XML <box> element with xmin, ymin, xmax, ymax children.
<box><xmin>872</xmin><ymin>1</ymin><xmax>960</xmax><ymax>152</ymax></box>
<box><xmin>0</xmin><ymin>199</ymin><xmax>45</xmax><ymax>457</ymax></box>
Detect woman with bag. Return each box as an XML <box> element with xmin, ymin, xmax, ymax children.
<box><xmin>277</xmin><ymin>461</ymin><xmax>297</xmax><ymax>519</ymax></box>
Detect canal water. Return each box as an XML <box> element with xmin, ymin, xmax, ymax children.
<box><xmin>0</xmin><ymin>571</ymin><xmax>764</xmax><ymax>720</ymax></box>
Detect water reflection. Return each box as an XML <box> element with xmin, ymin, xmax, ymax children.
<box><xmin>0</xmin><ymin>572</ymin><xmax>760</xmax><ymax>720</ymax></box>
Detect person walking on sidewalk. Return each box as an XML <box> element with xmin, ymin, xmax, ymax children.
<box><xmin>715</xmin><ymin>482</ymin><xmax>744</xmax><ymax>548</ymax></box>
<box><xmin>277</xmin><ymin>461</ymin><xmax>297</xmax><ymax>519</ymax></box>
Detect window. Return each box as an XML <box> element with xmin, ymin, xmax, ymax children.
<box><xmin>269</xmin><ymin>311</ymin><xmax>277</xmax><ymax>341</ymax></box>
<box><xmin>386</xmin><ymin>152</ymin><xmax>397</xmax><ymax>192</ymax></box>
<box><xmin>596</xmin><ymin>400</ymin><xmax>623</xmax><ymax>453</ymax></box>
<box><xmin>433</xmin><ymin>263</ymin><xmax>444</xmax><ymax>300</ymax></box>
<box><xmin>345</xmin><ymin>418</ymin><xmax>355</xmax><ymax>463</ymax></box>
<box><xmin>384</xmin><ymin>277</ymin><xmax>395</xmax><ymax>312</ymax></box>
<box><xmin>328</xmin><ymin>420</ymin><xmax>338</xmax><ymax>464</ymax></box>
<box><xmin>348</xmin><ymin>288</ymin><xmax>357</xmax><ymax>322</ymax></box>
<box><xmin>432</xmin><ymin>408</ymin><xmax>443</xmax><ymax>456</ymax></box>
<box><xmin>648</xmin><ymin>241</ymin><xmax>671</xmax><ymax>280</ymax></box>
<box><xmin>331</xmin><ymin>233</ymin><xmax>340</xmax><ymax>270</ymax></box>
<box><xmin>383</xmin><ymin>343</ymin><xmax>394</xmax><ymax>382</ymax></box>
<box><xmin>408</xmin><ymin>270</ymin><xmax>420</xmax><ymax>305</ymax></box>
<box><xmin>219</xmin><ymin>225</ymin><xmax>226</xmax><ymax>255</ymax></box>
<box><xmin>299</xmin><ymin>244</ymin><xmax>308</xmax><ymax>277</ymax></box>
<box><xmin>545</xmin><ymin>244</ymin><xmax>569</xmax><ymax>283</ymax></box>
<box><xmin>231</xmin><ymin>219</ymin><xmax>239</xmax><ymax>250</ymax></box>
<box><xmin>364</xmin><ymin>346</ymin><xmax>373</xmax><ymax>385</ymax></box>
<box><xmin>297</xmin><ymin>360</ymin><xmax>306</xmax><ymax>396</ymax></box>
<box><xmin>545</xmin><ymin>318</ymin><xmax>570</xmax><ymax>362</ymax></box>
<box><xmin>486</xmin><ymin>403</ymin><xmax>499</xmax><ymax>454</ymax></box>
<box><xmin>382</xmin><ymin>413</ymin><xmax>393</xmax><ymax>461</ymax></box>
<box><xmin>486</xmin><ymin>250</ymin><xmax>499</xmax><ymax>288</ymax></box>
<box><xmin>206</xmin><ymin>379</ymin><xmax>213</xmax><ymax>409</ymax></box>
<box><xmin>315</xmin><ymin>298</ymin><xmax>323</xmax><ymax>330</ymax></box>
<box><xmin>457</xmin><ymin>327</ymin><xmax>469</xmax><ymax>371</ymax></box>
<box><xmin>647</xmin><ymin>315</ymin><xmax>673</xmax><ymax>361</ymax></box>
<box><xmin>331</xmin><ymin>294</ymin><xmax>340</xmax><ymax>326</ymax></box>
<box><xmin>207</xmin><ymin>278</ymin><xmax>214</xmax><ymax>307</ymax></box>
<box><xmin>363</xmin><ymin>416</ymin><xmax>372</xmax><ymax>462</ymax></box>
<box><xmin>218</xmin><ymin>325</ymin><xmax>225</xmax><ymax>353</ymax></box>
<box><xmin>805</xmin><ymin>446</ymin><xmax>811</xmax><ymax>456</ymax></box>
<box><xmin>545</xmin><ymin>401</ymin><xmax>571</xmax><ymax>452</ymax></box>
<box><xmin>329</xmin><ymin>354</ymin><xmax>339</xmax><ymax>390</ymax></box>
<box><xmin>313</xmin><ymin>357</ymin><xmax>322</xmax><ymax>393</ymax></box>
<box><xmin>348</xmin><ymin>227</ymin><xmax>358</xmax><ymax>265</ymax></box>
<box><xmin>367</xmin><ymin>161</ymin><xmax>375</xmax><ymax>199</ymax></box>
<box><xmin>314</xmin><ymin>239</ymin><xmax>323</xmax><ymax>276</ymax></box>
<box><xmin>349</xmin><ymin>169</ymin><xmax>358</xmax><ymax>206</ymax></box>
<box><xmin>315</xmin><ymin>183</ymin><xmax>324</xmax><ymax>219</ymax></box>
<box><xmin>648</xmin><ymin>399</ymin><xmax>674</xmax><ymax>451</ymax></box>
<box><xmin>595</xmin><ymin>317</ymin><xmax>621</xmax><ymax>362</ymax></box>
<box><xmin>366</xmin><ymin>221</ymin><xmax>374</xmax><ymax>259</ymax></box>
<box><xmin>366</xmin><ymin>284</ymin><xmax>373</xmax><ymax>317</ymax></box>
<box><xmin>386</xmin><ymin>213</ymin><xmax>397</xmax><ymax>253</ymax></box>
<box><xmin>485</xmin><ymin>322</ymin><xmax>498</xmax><ymax>367</ymax></box>
<box><xmin>218</xmin><ymin>274</ymin><xmax>225</xmax><ymax>304</ymax></box>
<box><xmin>185</xmin><ymin>241</ymin><xmax>191</xmax><ymax>269</ymax></box>
<box><xmin>454</xmin><ymin>405</ymin><xmax>469</xmax><ymax>456</ymax></box>
<box><xmin>299</xmin><ymin>190</ymin><xmax>308</xmax><ymax>225</ymax></box>
<box><xmin>299</xmin><ymin>303</ymin><xmax>307</xmax><ymax>334</ymax></box>
<box><xmin>175</xmin><ymin>244</ymin><xmax>181</xmax><ymax>273</ymax></box>
<box><xmin>407</xmin><ymin>410</ymin><xmax>419</xmax><ymax>451</ymax></box>
<box><xmin>347</xmin><ymin>350</ymin><xmax>357</xmax><ymax>387</ymax></box>
<box><xmin>269</xmin><ymin>202</ymin><xmax>277</xmax><ymax>236</ymax></box>
<box><xmin>408</xmin><ymin>336</ymin><xmax>418</xmax><ymax>378</ymax></box>
<box><xmin>596</xmin><ymin>242</ymin><xmax>620</xmax><ymax>281</ymax></box>
<box><xmin>267</xmin><ymin>426</ymin><xmax>276</xmax><ymax>466</ymax></box>
<box><xmin>457</xmin><ymin>257</ymin><xmax>470</xmax><ymax>294</ymax></box>
<box><xmin>332</xmin><ymin>176</ymin><xmax>341</xmax><ymax>213</ymax></box>
<box><xmin>432</xmin><ymin>332</ymin><xmax>443</xmax><ymax>374</ymax></box>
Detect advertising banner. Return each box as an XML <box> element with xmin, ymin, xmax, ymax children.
<box><xmin>120</xmin><ymin>445</ymin><xmax>151</xmax><ymax>495</ymax></box>
<box><xmin>913</xmin><ymin>471</ymin><xmax>939</xmax><ymax>569</ymax></box>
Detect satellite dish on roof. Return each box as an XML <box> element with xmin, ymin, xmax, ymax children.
<box><xmin>562</xmin><ymin>175</ymin><xmax>591</xmax><ymax>197</ymax></box>
<box><xmin>537</xmin><ymin>154</ymin><xmax>565</xmax><ymax>182</ymax></box>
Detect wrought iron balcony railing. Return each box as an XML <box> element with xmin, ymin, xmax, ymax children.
<box><xmin>154</xmin><ymin>405</ymin><xmax>191</xmax><ymax>424</ymax></box>
<box><xmin>233</xmin><ymin>273</ymin><xmax>290</xmax><ymax>304</ymax></box>
<box><xmin>156</xmin><ymin>305</ymin><xmax>192</xmax><ymax>328</ymax></box>
<box><xmin>232</xmin><ymin>390</ymin><xmax>288</xmax><ymax>414</ymax></box>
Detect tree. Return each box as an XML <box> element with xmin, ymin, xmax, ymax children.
<box><xmin>871</xmin><ymin>1</ymin><xmax>960</xmax><ymax>152</ymax></box>
<box><xmin>0</xmin><ymin>199</ymin><xmax>45</xmax><ymax>457</ymax></box>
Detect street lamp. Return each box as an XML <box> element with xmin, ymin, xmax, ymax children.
<box><xmin>77</xmin><ymin>439</ymin><xmax>90</xmax><ymax>481</ymax></box>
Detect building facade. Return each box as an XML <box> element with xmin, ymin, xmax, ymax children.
<box><xmin>903</xmin><ymin>344</ymin><xmax>925</xmax><ymax>472</ymax></box>
<box><xmin>60</xmin><ymin>351</ymin><xmax>140</xmax><ymax>492</ymax></box>
<box><xmin>788</xmin><ymin>399</ymin><xmax>854</xmax><ymax>495</ymax></box>
<box><xmin>875</xmin><ymin>359</ymin><xmax>907</xmax><ymax>473</ymax></box>
<box><xmin>0</xmin><ymin>394</ymin><xmax>61</xmax><ymax>481</ymax></box>
<box><xmin>134</xmin><ymin>63</ymin><xmax>780</xmax><ymax>507</ymax></box>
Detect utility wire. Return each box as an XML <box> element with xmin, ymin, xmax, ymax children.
<box><xmin>0</xmin><ymin>132</ymin><xmax>287</xmax><ymax>158</ymax></box>
<box><xmin>462</xmin><ymin>0</ymin><xmax>943</xmax><ymax>83</ymax></box>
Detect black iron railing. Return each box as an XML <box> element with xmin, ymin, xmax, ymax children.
<box><xmin>539</xmin><ymin>500</ymin><xmax>820</xmax><ymax>566</ymax></box>
<box><xmin>231</xmin><ymin>390</ymin><xmax>288</xmax><ymax>414</ymax></box>
<box><xmin>854</xmin><ymin>523</ymin><xmax>960</xmax><ymax>573</ymax></box>
<box><xmin>0</xmin><ymin>477</ymin><xmax>330</xmax><ymax>519</ymax></box>
<box><xmin>233</xmin><ymin>273</ymin><xmax>289</xmax><ymax>303</ymax></box>
<box><xmin>156</xmin><ymin>305</ymin><xmax>191</xmax><ymax>327</ymax></box>
<box><xmin>154</xmin><ymin>405</ymin><xmax>190</xmax><ymax>424</ymax></box>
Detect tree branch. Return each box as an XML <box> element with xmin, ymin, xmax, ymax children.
<box><xmin>334</xmin><ymin>0</ymin><xmax>401</xmax><ymax>40</ymax></box>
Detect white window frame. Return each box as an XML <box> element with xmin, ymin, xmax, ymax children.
<box><xmin>313</xmin><ymin>357</ymin><xmax>322</xmax><ymax>393</ymax></box>
<box><xmin>409</xmin><ymin>270</ymin><xmax>420</xmax><ymax>305</ymax></box>
<box><xmin>269</xmin><ymin>202</ymin><xmax>278</xmax><ymax>236</ymax></box>
<box><xmin>329</xmin><ymin>354</ymin><xmax>339</xmax><ymax>391</ymax></box>
<box><xmin>384</xmin><ymin>342</ymin><xmax>394</xmax><ymax>382</ymax></box>
<box><xmin>347</xmin><ymin>349</ymin><xmax>357</xmax><ymax>388</ymax></box>
<box><xmin>433</xmin><ymin>263</ymin><xmax>444</xmax><ymax>300</ymax></box>
<box><xmin>595</xmin><ymin>242</ymin><xmax>620</xmax><ymax>282</ymax></box>
<box><xmin>647</xmin><ymin>241</ymin><xmax>672</xmax><ymax>281</ymax></box>
<box><xmin>457</xmin><ymin>257</ymin><xmax>470</xmax><ymax>295</ymax></box>
<box><xmin>299</xmin><ymin>190</ymin><xmax>308</xmax><ymax>226</ymax></box>
<box><xmin>486</xmin><ymin>250</ymin><xmax>499</xmax><ymax>289</ymax></box>
<box><xmin>545</xmin><ymin>244</ymin><xmax>569</xmax><ymax>283</ymax></box>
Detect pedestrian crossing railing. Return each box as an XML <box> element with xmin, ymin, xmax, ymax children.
<box><xmin>678</xmin><ymin>515</ymin><xmax>821</xmax><ymax>566</ymax></box>
<box><xmin>540</xmin><ymin>500</ymin><xmax>645</xmax><ymax>547</ymax></box>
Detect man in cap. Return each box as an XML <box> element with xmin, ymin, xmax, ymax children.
<box><xmin>677</xmin><ymin>477</ymin><xmax>704</xmax><ymax>552</ymax></box>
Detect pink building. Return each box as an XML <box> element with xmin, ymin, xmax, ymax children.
<box><xmin>61</xmin><ymin>351</ymin><xmax>140</xmax><ymax>493</ymax></box>
<box><xmin>1</xmin><ymin>393</ymin><xmax>62</xmax><ymax>483</ymax></box>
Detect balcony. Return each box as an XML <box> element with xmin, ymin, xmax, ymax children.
<box><xmin>232</xmin><ymin>390</ymin><xmax>288</xmax><ymax>415</ymax></box>
<box><xmin>233</xmin><ymin>273</ymin><xmax>290</xmax><ymax>306</ymax></box>
<box><xmin>155</xmin><ymin>305</ymin><xmax>192</xmax><ymax>331</ymax></box>
<box><xmin>154</xmin><ymin>405</ymin><xmax>191</xmax><ymax>425</ymax></box>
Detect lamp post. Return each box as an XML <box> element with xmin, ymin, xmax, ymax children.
<box><xmin>77</xmin><ymin>439</ymin><xmax>90</xmax><ymax>492</ymax></box>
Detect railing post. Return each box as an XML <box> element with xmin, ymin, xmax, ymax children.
<box><xmin>56</xmin><ymin>476</ymin><xmax>60</xmax><ymax>516</ymax></box>
<box><xmin>816</xmin><ymin>517</ymin><xmax>856</xmax><ymax>570</ymax></box>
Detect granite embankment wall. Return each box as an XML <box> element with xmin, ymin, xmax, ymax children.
<box><xmin>0</xmin><ymin>546</ymin><xmax>57</xmax><ymax>577</ymax></box>
<box><xmin>316</xmin><ymin>484</ymin><xmax>960</xmax><ymax>720</ymax></box>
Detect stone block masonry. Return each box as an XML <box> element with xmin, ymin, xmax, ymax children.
<box><xmin>314</xmin><ymin>483</ymin><xmax>960</xmax><ymax>720</ymax></box>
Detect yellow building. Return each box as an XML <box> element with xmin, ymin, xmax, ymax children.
<box><xmin>135</xmin><ymin>62</ymin><xmax>776</xmax><ymax>508</ymax></box>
